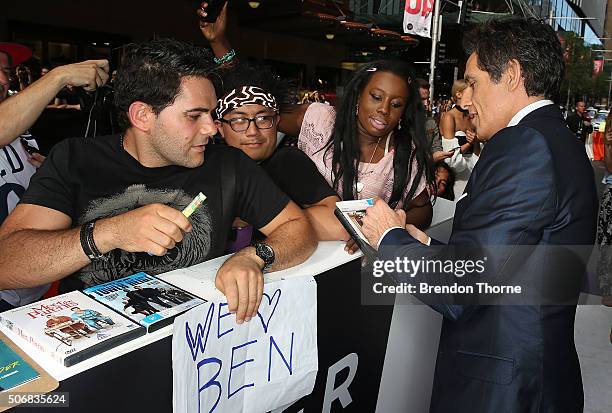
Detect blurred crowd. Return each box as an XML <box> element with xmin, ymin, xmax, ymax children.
<box><xmin>0</xmin><ymin>9</ymin><xmax>609</xmax><ymax>334</ymax></box>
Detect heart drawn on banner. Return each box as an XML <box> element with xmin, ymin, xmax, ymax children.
<box><xmin>185</xmin><ymin>302</ymin><xmax>214</xmax><ymax>361</ymax></box>
<box><xmin>257</xmin><ymin>289</ymin><xmax>281</xmax><ymax>333</ymax></box>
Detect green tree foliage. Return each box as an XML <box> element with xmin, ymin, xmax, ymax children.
<box><xmin>560</xmin><ymin>31</ymin><xmax>610</xmax><ymax>104</ymax></box>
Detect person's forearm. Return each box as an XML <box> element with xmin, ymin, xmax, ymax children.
<box><xmin>0</xmin><ymin>227</ymin><xmax>89</xmax><ymax>289</ymax></box>
<box><xmin>278</xmin><ymin>104</ymin><xmax>310</xmax><ymax>136</ymax></box>
<box><xmin>405</xmin><ymin>202</ymin><xmax>433</xmax><ymax>230</ymax></box>
<box><xmin>304</xmin><ymin>205</ymin><xmax>349</xmax><ymax>241</ymax></box>
<box><xmin>473</xmin><ymin>141</ymin><xmax>481</xmax><ymax>156</ymax></box>
<box><xmin>209</xmin><ymin>37</ymin><xmax>232</xmax><ymax>59</ymax></box>
<box><xmin>460</xmin><ymin>142</ymin><xmax>472</xmax><ymax>154</ymax></box>
<box><xmin>265</xmin><ymin>217</ymin><xmax>317</xmax><ymax>271</ymax></box>
<box><xmin>444</xmin><ymin>150</ymin><xmax>468</xmax><ymax>172</ymax></box>
<box><xmin>439</xmin><ymin>115</ymin><xmax>455</xmax><ymax>142</ymax></box>
<box><xmin>0</xmin><ymin>70</ymin><xmax>65</xmax><ymax>146</ymax></box>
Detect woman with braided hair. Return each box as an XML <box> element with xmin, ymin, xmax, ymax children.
<box><xmin>199</xmin><ymin>3</ymin><xmax>435</xmax><ymax>254</ymax></box>
<box><xmin>282</xmin><ymin>61</ymin><xmax>434</xmax><ymax>218</ymax></box>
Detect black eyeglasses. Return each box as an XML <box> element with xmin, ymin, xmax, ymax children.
<box><xmin>219</xmin><ymin>115</ymin><xmax>277</xmax><ymax>132</ymax></box>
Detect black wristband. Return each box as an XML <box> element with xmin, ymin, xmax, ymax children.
<box><xmin>80</xmin><ymin>221</ymin><xmax>108</xmax><ymax>261</ymax></box>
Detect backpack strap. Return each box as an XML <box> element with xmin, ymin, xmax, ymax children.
<box><xmin>219</xmin><ymin>152</ymin><xmax>237</xmax><ymax>237</ymax></box>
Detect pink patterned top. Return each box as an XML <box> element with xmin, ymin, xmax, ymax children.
<box><xmin>297</xmin><ymin>103</ymin><xmax>426</xmax><ymax>209</ymax></box>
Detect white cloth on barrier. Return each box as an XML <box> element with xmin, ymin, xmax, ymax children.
<box><xmin>172</xmin><ymin>275</ymin><xmax>318</xmax><ymax>413</ymax></box>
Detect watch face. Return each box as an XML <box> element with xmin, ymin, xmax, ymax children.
<box><xmin>255</xmin><ymin>242</ymin><xmax>275</xmax><ymax>266</ymax></box>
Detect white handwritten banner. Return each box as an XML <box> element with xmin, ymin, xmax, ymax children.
<box><xmin>172</xmin><ymin>276</ymin><xmax>318</xmax><ymax>413</ymax></box>
<box><xmin>404</xmin><ymin>0</ymin><xmax>435</xmax><ymax>38</ymax></box>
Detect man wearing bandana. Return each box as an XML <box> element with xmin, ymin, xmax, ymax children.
<box><xmin>0</xmin><ymin>39</ymin><xmax>317</xmax><ymax>325</ymax></box>
<box><xmin>215</xmin><ymin>64</ymin><xmax>348</xmax><ymax>242</ymax></box>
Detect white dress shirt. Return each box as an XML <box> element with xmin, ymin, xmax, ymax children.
<box><xmin>507</xmin><ymin>99</ymin><xmax>554</xmax><ymax>127</ymax></box>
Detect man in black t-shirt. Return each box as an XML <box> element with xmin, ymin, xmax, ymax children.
<box><xmin>566</xmin><ymin>98</ymin><xmax>592</xmax><ymax>143</ymax></box>
<box><xmin>215</xmin><ymin>64</ymin><xmax>348</xmax><ymax>241</ymax></box>
<box><xmin>0</xmin><ymin>39</ymin><xmax>316</xmax><ymax>325</ymax></box>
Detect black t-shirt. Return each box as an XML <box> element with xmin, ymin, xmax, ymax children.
<box><xmin>260</xmin><ymin>146</ymin><xmax>337</xmax><ymax>207</ymax></box>
<box><xmin>20</xmin><ymin>135</ymin><xmax>290</xmax><ymax>288</ymax></box>
<box><xmin>566</xmin><ymin>112</ymin><xmax>592</xmax><ymax>141</ymax></box>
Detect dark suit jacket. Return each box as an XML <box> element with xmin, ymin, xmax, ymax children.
<box><xmin>379</xmin><ymin>104</ymin><xmax>598</xmax><ymax>412</ymax></box>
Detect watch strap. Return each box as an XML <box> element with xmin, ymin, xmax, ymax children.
<box><xmin>254</xmin><ymin>242</ymin><xmax>274</xmax><ymax>272</ymax></box>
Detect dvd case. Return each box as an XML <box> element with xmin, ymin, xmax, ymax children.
<box><xmin>0</xmin><ymin>291</ymin><xmax>145</xmax><ymax>367</ymax></box>
<box><xmin>0</xmin><ymin>339</ymin><xmax>39</xmax><ymax>391</ymax></box>
<box><xmin>335</xmin><ymin>198</ymin><xmax>379</xmax><ymax>260</ymax></box>
<box><xmin>83</xmin><ymin>272</ymin><xmax>206</xmax><ymax>332</ymax></box>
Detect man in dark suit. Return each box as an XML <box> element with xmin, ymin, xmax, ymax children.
<box><xmin>362</xmin><ymin>19</ymin><xmax>598</xmax><ymax>412</ymax></box>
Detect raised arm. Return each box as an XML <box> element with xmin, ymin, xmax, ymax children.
<box><xmin>0</xmin><ymin>60</ymin><xmax>109</xmax><ymax>146</ymax></box>
<box><xmin>197</xmin><ymin>2</ymin><xmax>232</xmax><ymax>60</ymax></box>
<box><xmin>197</xmin><ymin>2</ymin><xmax>310</xmax><ymax>136</ymax></box>
<box><xmin>441</xmin><ymin>112</ymin><xmax>474</xmax><ymax>155</ymax></box>
<box><xmin>439</xmin><ymin>111</ymin><xmax>456</xmax><ymax>140</ymax></box>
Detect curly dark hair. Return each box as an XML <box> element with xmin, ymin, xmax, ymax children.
<box><xmin>324</xmin><ymin>60</ymin><xmax>434</xmax><ymax>209</ymax></box>
<box><xmin>216</xmin><ymin>63</ymin><xmax>295</xmax><ymax>113</ymax></box>
<box><xmin>463</xmin><ymin>18</ymin><xmax>564</xmax><ymax>101</ymax></box>
<box><xmin>113</xmin><ymin>38</ymin><xmax>219</xmax><ymax>132</ymax></box>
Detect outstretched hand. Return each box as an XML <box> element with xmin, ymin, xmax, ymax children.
<box><xmin>197</xmin><ymin>1</ymin><xmax>228</xmax><ymax>44</ymax></box>
<box><xmin>433</xmin><ymin>150</ymin><xmax>454</xmax><ymax>162</ymax></box>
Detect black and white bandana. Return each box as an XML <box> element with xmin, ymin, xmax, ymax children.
<box><xmin>215</xmin><ymin>86</ymin><xmax>278</xmax><ymax>119</ymax></box>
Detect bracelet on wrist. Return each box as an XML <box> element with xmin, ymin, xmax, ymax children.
<box><xmin>214</xmin><ymin>49</ymin><xmax>236</xmax><ymax>65</ymax></box>
<box><xmin>80</xmin><ymin>220</ymin><xmax>109</xmax><ymax>261</ymax></box>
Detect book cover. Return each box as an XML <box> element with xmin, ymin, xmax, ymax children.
<box><xmin>0</xmin><ymin>291</ymin><xmax>145</xmax><ymax>367</ymax></box>
<box><xmin>0</xmin><ymin>339</ymin><xmax>39</xmax><ymax>391</ymax></box>
<box><xmin>83</xmin><ymin>272</ymin><xmax>206</xmax><ymax>332</ymax></box>
<box><xmin>335</xmin><ymin>198</ymin><xmax>378</xmax><ymax>260</ymax></box>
